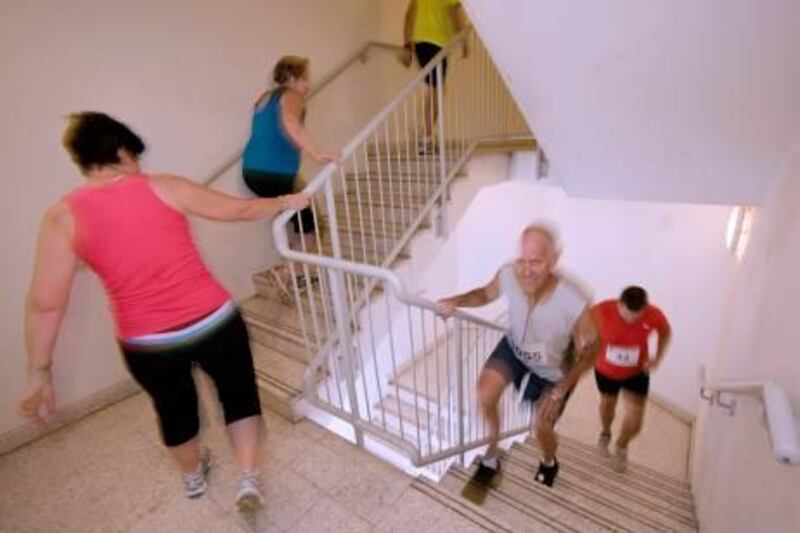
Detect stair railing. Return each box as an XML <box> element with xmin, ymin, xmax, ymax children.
<box><xmin>698</xmin><ymin>366</ymin><xmax>800</xmax><ymax>465</ymax></box>
<box><xmin>271</xmin><ymin>27</ymin><xmax>532</xmax><ymax>465</ymax></box>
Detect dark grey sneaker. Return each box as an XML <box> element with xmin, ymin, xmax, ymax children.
<box><xmin>182</xmin><ymin>448</ymin><xmax>211</xmax><ymax>499</ymax></box>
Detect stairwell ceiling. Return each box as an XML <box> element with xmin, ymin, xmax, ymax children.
<box><xmin>465</xmin><ymin>0</ymin><xmax>800</xmax><ymax>205</ymax></box>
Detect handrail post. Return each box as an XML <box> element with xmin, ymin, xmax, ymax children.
<box><xmin>454</xmin><ymin>318</ymin><xmax>465</xmax><ymax>466</ymax></box>
<box><xmin>323</xmin><ymin>177</ymin><xmax>364</xmax><ymax>446</ymax></box>
<box><xmin>435</xmin><ymin>61</ymin><xmax>448</xmax><ymax>238</ymax></box>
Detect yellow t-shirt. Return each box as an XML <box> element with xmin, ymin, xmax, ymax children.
<box><xmin>413</xmin><ymin>0</ymin><xmax>461</xmax><ymax>48</ymax></box>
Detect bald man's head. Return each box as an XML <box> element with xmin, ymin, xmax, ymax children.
<box><xmin>516</xmin><ymin>223</ymin><xmax>560</xmax><ymax>291</ymax></box>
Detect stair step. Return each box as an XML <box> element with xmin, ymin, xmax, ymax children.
<box><xmin>435</xmin><ymin>467</ymin><xmax>611</xmax><ymax>532</ymax></box>
<box><xmin>518</xmin><ymin>439</ymin><xmax>695</xmax><ymax>508</ymax></box>
<box><xmin>319</xmin><ymin>234</ymin><xmax>411</xmax><ymax>262</ymax></box>
<box><xmin>344</xmin><ymin>172</ymin><xmax>438</xmax><ymax>189</ymax></box>
<box><xmin>532</xmin><ymin>434</ymin><xmax>691</xmax><ymax>491</ymax></box>
<box><xmin>240</xmin><ymin>295</ymin><xmax>329</xmax><ymax>360</ymax></box>
<box><xmin>506</xmin><ymin>444</ymin><xmax>698</xmax><ymax>529</ymax></box>
<box><xmin>410</xmin><ymin>478</ymin><xmax>520</xmax><ymax>533</ymax></box>
<box><xmin>328</xmin><ymin>212</ymin><xmax>432</xmax><ymax>235</ymax></box>
<box><xmin>373</xmin><ymin>394</ymin><xmax>448</xmax><ymax>441</ymax></box>
<box><xmin>251</xmin><ymin>341</ymin><xmax>306</xmax><ymax>422</ymax></box>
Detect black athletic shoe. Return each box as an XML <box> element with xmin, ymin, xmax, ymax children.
<box><xmin>472</xmin><ymin>458</ymin><xmax>501</xmax><ymax>486</ymax></box>
<box><xmin>534</xmin><ymin>459</ymin><xmax>559</xmax><ymax>487</ymax></box>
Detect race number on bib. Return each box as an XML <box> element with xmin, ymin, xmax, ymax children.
<box><xmin>605</xmin><ymin>345</ymin><xmax>640</xmax><ymax>367</ymax></box>
<box><xmin>516</xmin><ymin>342</ymin><xmax>549</xmax><ymax>367</ymax></box>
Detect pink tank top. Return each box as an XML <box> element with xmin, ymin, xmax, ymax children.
<box><xmin>65</xmin><ymin>175</ymin><xmax>230</xmax><ymax>338</ymax></box>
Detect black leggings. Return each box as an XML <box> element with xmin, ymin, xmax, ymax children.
<box><xmin>122</xmin><ymin>311</ymin><xmax>262</xmax><ymax>447</ymax></box>
<box><xmin>242</xmin><ymin>168</ymin><xmax>315</xmax><ymax>234</ymax></box>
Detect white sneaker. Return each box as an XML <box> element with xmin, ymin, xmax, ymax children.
<box><xmin>236</xmin><ymin>472</ymin><xmax>264</xmax><ymax>512</ymax></box>
<box><xmin>612</xmin><ymin>446</ymin><xmax>628</xmax><ymax>473</ymax></box>
<box><xmin>182</xmin><ymin>448</ymin><xmax>211</xmax><ymax>499</ymax></box>
<box><xmin>597</xmin><ymin>432</ymin><xmax>611</xmax><ymax>458</ymax></box>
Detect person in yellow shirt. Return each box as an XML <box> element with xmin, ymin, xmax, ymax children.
<box><xmin>399</xmin><ymin>0</ymin><xmax>468</xmax><ymax>153</ymax></box>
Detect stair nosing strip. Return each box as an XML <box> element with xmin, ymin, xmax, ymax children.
<box><xmin>443</xmin><ymin>468</ymin><xmax>597</xmax><ymax>533</ymax></box>
<box><xmin>496</xmin><ymin>455</ymin><xmax>696</xmax><ymax>531</ymax></box>
<box><xmin>516</xmin><ymin>442</ymin><xmax>695</xmax><ymax>509</ymax></box>
<box><xmin>508</xmin><ymin>445</ymin><xmax>698</xmax><ymax>525</ymax></box>
<box><xmin>410</xmin><ymin>479</ymin><xmax>515</xmax><ymax>533</ymax></box>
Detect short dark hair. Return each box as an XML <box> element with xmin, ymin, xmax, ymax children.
<box><xmin>62</xmin><ymin>112</ymin><xmax>145</xmax><ymax>173</ymax></box>
<box><xmin>273</xmin><ymin>55</ymin><xmax>309</xmax><ymax>85</ymax></box>
<box><xmin>620</xmin><ymin>286</ymin><xmax>648</xmax><ymax>312</ymax></box>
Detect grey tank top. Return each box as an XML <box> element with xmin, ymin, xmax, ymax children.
<box><xmin>499</xmin><ymin>263</ymin><xmax>589</xmax><ymax>381</ymax></box>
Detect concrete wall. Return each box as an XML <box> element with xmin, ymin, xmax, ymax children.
<box><xmin>0</xmin><ymin>0</ymin><xmax>405</xmax><ymax>440</ymax></box>
<box><xmin>463</xmin><ymin>0</ymin><xmax>800</xmax><ymax>205</ymax></box>
<box><xmin>691</xmin><ymin>144</ymin><xmax>800</xmax><ymax>532</ymax></box>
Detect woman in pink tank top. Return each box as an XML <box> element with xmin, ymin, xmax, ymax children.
<box><xmin>18</xmin><ymin>112</ymin><xmax>308</xmax><ymax>509</ymax></box>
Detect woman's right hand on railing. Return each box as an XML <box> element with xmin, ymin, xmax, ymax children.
<box><xmin>280</xmin><ymin>193</ymin><xmax>310</xmax><ymax>211</ymax></box>
<box><xmin>316</xmin><ymin>149</ymin><xmax>341</xmax><ymax>165</ymax></box>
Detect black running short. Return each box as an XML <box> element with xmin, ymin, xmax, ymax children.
<box><xmin>414</xmin><ymin>41</ymin><xmax>448</xmax><ymax>87</ymax></box>
<box><xmin>242</xmin><ymin>168</ymin><xmax>315</xmax><ymax>234</ymax></box>
<box><xmin>484</xmin><ymin>336</ymin><xmax>573</xmax><ymax>413</ymax></box>
<box><xmin>121</xmin><ymin>310</ymin><xmax>262</xmax><ymax>447</ymax></box>
<box><xmin>595</xmin><ymin>370</ymin><xmax>650</xmax><ymax>398</ymax></box>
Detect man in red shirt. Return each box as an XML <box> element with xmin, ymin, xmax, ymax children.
<box><xmin>592</xmin><ymin>286</ymin><xmax>671</xmax><ymax>472</ymax></box>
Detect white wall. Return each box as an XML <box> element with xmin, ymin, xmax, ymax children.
<box><xmin>463</xmin><ymin>0</ymin><xmax>800</xmax><ymax>205</ymax></box>
<box><xmin>0</xmin><ymin>0</ymin><xmax>400</xmax><ymax>438</ymax></box>
<box><xmin>420</xmin><ymin>154</ymin><xmax>736</xmax><ymax>413</ymax></box>
<box><xmin>691</xmin><ymin>144</ymin><xmax>800</xmax><ymax>532</ymax></box>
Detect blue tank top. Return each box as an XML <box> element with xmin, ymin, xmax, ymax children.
<box><xmin>242</xmin><ymin>90</ymin><xmax>300</xmax><ymax>175</ymax></box>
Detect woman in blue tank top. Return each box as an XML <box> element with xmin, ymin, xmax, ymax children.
<box><xmin>242</xmin><ymin>56</ymin><xmax>338</xmax><ymax>299</ymax></box>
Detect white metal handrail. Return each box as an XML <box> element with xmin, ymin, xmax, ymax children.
<box><xmin>269</xmin><ymin>27</ymin><xmax>531</xmax><ymax>467</ymax></box>
<box><xmin>699</xmin><ymin>367</ymin><xmax>800</xmax><ymax>465</ymax></box>
<box><xmin>202</xmin><ymin>40</ymin><xmax>402</xmax><ymax>187</ymax></box>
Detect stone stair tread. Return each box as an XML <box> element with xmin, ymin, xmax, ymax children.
<box><xmin>519</xmin><ymin>439</ymin><xmax>695</xmax><ymax>506</ymax></box>
<box><xmin>434</xmin><ymin>467</ymin><xmax>613</xmax><ymax>532</ymax></box>
<box><xmin>410</xmin><ymin>478</ymin><xmax>521</xmax><ymax>533</ymax></box>
<box><xmin>240</xmin><ymin>294</ymin><xmax>323</xmax><ymax>345</ymax></box>
<box><xmin>506</xmin><ymin>444</ymin><xmax>698</xmax><ymax>527</ymax></box>
<box><xmin>529</xmin><ymin>435</ymin><xmax>692</xmax><ymax>491</ymax></box>
<box><xmin>496</xmin><ymin>452</ymin><xmax>697</xmax><ymax>531</ymax></box>
<box><xmin>375</xmin><ymin>394</ymin><xmax>448</xmax><ymax>438</ymax></box>
<box><xmin>251</xmin><ymin>340</ymin><xmax>307</xmax><ymax>393</ymax></box>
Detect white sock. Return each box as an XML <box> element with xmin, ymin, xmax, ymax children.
<box><xmin>481</xmin><ymin>456</ymin><xmax>499</xmax><ymax>470</ymax></box>
<box><xmin>542</xmin><ymin>458</ymin><xmax>556</xmax><ymax>467</ymax></box>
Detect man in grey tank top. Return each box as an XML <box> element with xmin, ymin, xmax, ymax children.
<box><xmin>438</xmin><ymin>224</ymin><xmax>599</xmax><ymax>487</ymax></box>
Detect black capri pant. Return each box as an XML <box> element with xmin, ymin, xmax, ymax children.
<box><xmin>243</xmin><ymin>168</ymin><xmax>315</xmax><ymax>234</ymax></box>
<box><xmin>122</xmin><ymin>311</ymin><xmax>262</xmax><ymax>447</ymax></box>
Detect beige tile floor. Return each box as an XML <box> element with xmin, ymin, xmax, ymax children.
<box><xmin>0</xmin><ymin>373</ymin><xmax>692</xmax><ymax>532</ymax></box>
<box><xmin>0</xmin><ymin>390</ymin><xmax>485</xmax><ymax>532</ymax></box>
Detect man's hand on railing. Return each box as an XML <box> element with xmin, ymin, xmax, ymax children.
<box><xmin>280</xmin><ymin>193</ymin><xmax>311</xmax><ymax>211</ymax></box>
<box><xmin>435</xmin><ymin>298</ymin><xmax>457</xmax><ymax>319</ymax></box>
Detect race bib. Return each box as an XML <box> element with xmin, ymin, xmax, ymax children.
<box><xmin>515</xmin><ymin>342</ymin><xmax>551</xmax><ymax>367</ymax></box>
<box><xmin>605</xmin><ymin>345</ymin><xmax>640</xmax><ymax>367</ymax></box>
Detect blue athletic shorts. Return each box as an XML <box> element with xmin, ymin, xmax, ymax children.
<box><xmin>484</xmin><ymin>336</ymin><xmax>573</xmax><ymax>411</ymax></box>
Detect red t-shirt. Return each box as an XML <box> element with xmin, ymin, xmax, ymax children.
<box><xmin>593</xmin><ymin>299</ymin><xmax>670</xmax><ymax>380</ymax></box>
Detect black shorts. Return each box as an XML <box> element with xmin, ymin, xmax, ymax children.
<box><xmin>122</xmin><ymin>310</ymin><xmax>262</xmax><ymax>447</ymax></box>
<box><xmin>485</xmin><ymin>336</ymin><xmax>573</xmax><ymax>412</ymax></box>
<box><xmin>242</xmin><ymin>168</ymin><xmax>315</xmax><ymax>234</ymax></box>
<box><xmin>415</xmin><ymin>41</ymin><xmax>448</xmax><ymax>87</ymax></box>
<box><xmin>595</xmin><ymin>370</ymin><xmax>650</xmax><ymax>398</ymax></box>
